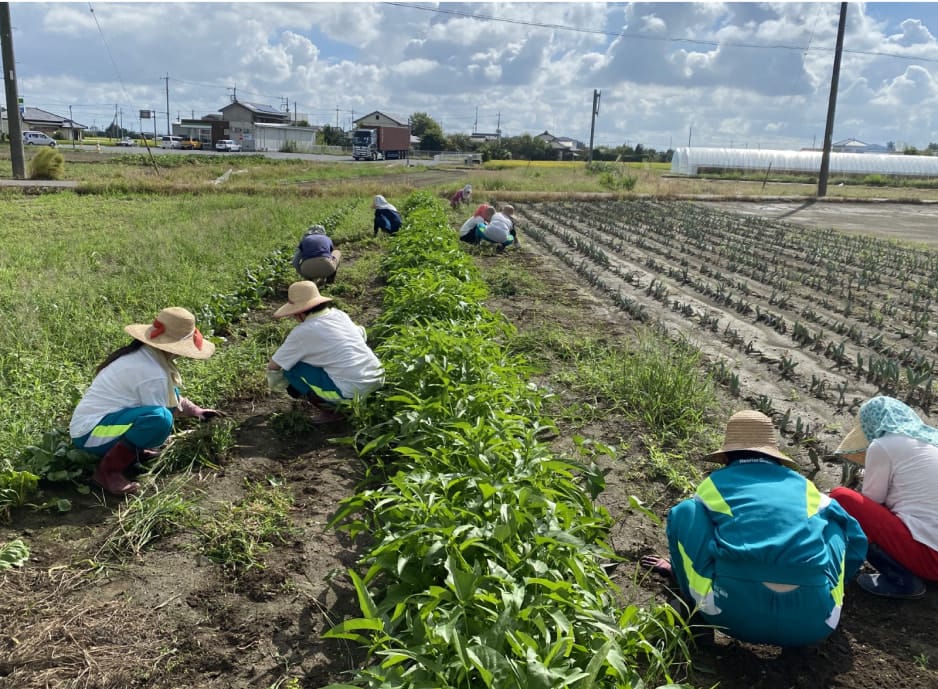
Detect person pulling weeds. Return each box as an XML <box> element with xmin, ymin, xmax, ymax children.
<box><xmin>70</xmin><ymin>307</ymin><xmax>221</xmax><ymax>495</ymax></box>
<box><xmin>641</xmin><ymin>410</ymin><xmax>867</xmax><ymax>647</ymax></box>
<box><xmin>266</xmin><ymin>281</ymin><xmax>384</xmax><ymax>423</ymax></box>
<box><xmin>831</xmin><ymin>396</ymin><xmax>938</xmax><ymax>599</ymax></box>
<box><xmin>292</xmin><ymin>224</ymin><xmax>341</xmax><ymax>286</ymax></box>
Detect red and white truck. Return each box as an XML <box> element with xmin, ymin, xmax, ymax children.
<box><xmin>352</xmin><ymin>125</ymin><xmax>410</xmax><ymax>161</ymax></box>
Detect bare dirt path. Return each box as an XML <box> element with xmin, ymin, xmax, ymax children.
<box><xmin>710</xmin><ymin>199</ymin><xmax>938</xmax><ymax>246</ymax></box>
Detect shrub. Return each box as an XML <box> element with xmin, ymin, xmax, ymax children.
<box><xmin>28</xmin><ymin>147</ymin><xmax>65</xmax><ymax>180</ymax></box>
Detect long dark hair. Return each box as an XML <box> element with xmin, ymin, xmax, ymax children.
<box><xmin>96</xmin><ymin>339</ymin><xmax>144</xmax><ymax>374</ymax></box>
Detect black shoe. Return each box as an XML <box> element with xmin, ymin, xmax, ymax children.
<box><xmin>859</xmin><ymin>544</ymin><xmax>927</xmax><ymax>599</ymax></box>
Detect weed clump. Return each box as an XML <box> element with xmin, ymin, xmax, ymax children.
<box><xmin>28</xmin><ymin>147</ymin><xmax>65</xmax><ymax>180</ymax></box>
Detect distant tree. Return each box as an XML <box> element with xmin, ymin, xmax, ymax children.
<box><xmin>904</xmin><ymin>146</ymin><xmax>920</xmax><ymax>155</ymax></box>
<box><xmin>886</xmin><ymin>141</ymin><xmax>896</xmax><ymax>152</ymax></box>
<box><xmin>448</xmin><ymin>133</ymin><xmax>476</xmax><ymax>151</ymax></box>
<box><xmin>927</xmin><ymin>142</ymin><xmax>938</xmax><ymax>154</ymax></box>
<box><xmin>319</xmin><ymin>125</ymin><xmax>347</xmax><ymax>146</ymax></box>
<box><xmin>479</xmin><ymin>141</ymin><xmax>511</xmax><ymax>161</ymax></box>
<box><xmin>295</xmin><ymin>119</ymin><xmax>310</xmax><ymax>127</ymax></box>
<box><xmin>409</xmin><ymin>112</ymin><xmax>447</xmax><ymax>151</ymax></box>
<box><xmin>504</xmin><ymin>134</ymin><xmax>552</xmax><ymax>161</ymax></box>
<box><xmin>408</xmin><ymin>112</ymin><xmax>440</xmax><ymax>138</ymax></box>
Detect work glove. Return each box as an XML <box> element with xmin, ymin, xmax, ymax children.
<box><xmin>178</xmin><ymin>396</ymin><xmax>225</xmax><ymax>421</ymax></box>
<box><xmin>266</xmin><ymin>369</ymin><xmax>289</xmax><ymax>392</ymax></box>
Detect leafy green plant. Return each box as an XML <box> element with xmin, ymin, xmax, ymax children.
<box><xmin>0</xmin><ymin>538</ymin><xmax>29</xmax><ymax>570</ymax></box>
<box><xmin>28</xmin><ymin>147</ymin><xmax>65</xmax><ymax>180</ymax></box>
<box><xmin>326</xmin><ymin>193</ymin><xmax>694</xmax><ymax>689</ymax></box>
<box><xmin>0</xmin><ymin>470</ymin><xmax>40</xmax><ymax>520</ymax></box>
<box><xmin>16</xmin><ymin>426</ymin><xmax>99</xmax><ymax>487</ymax></box>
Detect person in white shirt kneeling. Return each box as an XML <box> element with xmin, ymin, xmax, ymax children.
<box><xmin>266</xmin><ymin>281</ymin><xmax>385</xmax><ymax>423</ymax></box>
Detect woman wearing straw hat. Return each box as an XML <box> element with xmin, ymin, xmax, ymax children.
<box><xmin>266</xmin><ymin>281</ymin><xmax>384</xmax><ymax>423</ymax></box>
<box><xmin>831</xmin><ymin>396</ymin><xmax>938</xmax><ymax>599</ymax></box>
<box><xmin>69</xmin><ymin>307</ymin><xmax>220</xmax><ymax>495</ymax></box>
<box><xmin>372</xmin><ymin>195</ymin><xmax>402</xmax><ymax>237</ymax></box>
<box><xmin>642</xmin><ymin>410</ymin><xmax>867</xmax><ymax>647</ymax></box>
<box><xmin>291</xmin><ymin>224</ymin><xmax>341</xmax><ymax>286</ymax></box>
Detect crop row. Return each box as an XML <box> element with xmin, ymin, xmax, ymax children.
<box><xmin>324</xmin><ymin>192</ymin><xmax>692</xmax><ymax>689</ymax></box>
<box><xmin>522</xmin><ymin>201</ymin><xmax>938</xmax><ymax>416</ymax></box>
<box><xmin>570</xmin><ymin>200</ymin><xmax>938</xmax><ymax>340</ymax></box>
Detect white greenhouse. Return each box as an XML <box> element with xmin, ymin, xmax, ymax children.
<box><xmin>670</xmin><ymin>147</ymin><xmax>938</xmax><ymax>177</ymax></box>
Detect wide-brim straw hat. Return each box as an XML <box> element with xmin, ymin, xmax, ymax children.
<box><xmin>834</xmin><ymin>416</ymin><xmax>869</xmax><ymax>465</ymax></box>
<box><xmin>125</xmin><ymin>307</ymin><xmax>215</xmax><ymax>360</ymax></box>
<box><xmin>274</xmin><ymin>280</ymin><xmax>332</xmax><ymax>318</ymax></box>
<box><xmin>705</xmin><ymin>409</ymin><xmax>799</xmax><ymax>471</ymax></box>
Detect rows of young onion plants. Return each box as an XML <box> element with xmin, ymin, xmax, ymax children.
<box><xmin>517</xmin><ymin>200</ymin><xmax>938</xmax><ymax>462</ymax></box>
<box><xmin>324</xmin><ymin>191</ymin><xmax>692</xmax><ymax>689</ymax></box>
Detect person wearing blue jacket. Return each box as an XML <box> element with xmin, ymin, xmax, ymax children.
<box><xmin>643</xmin><ymin>410</ymin><xmax>868</xmax><ymax>647</ymax></box>
<box><xmin>372</xmin><ymin>195</ymin><xmax>402</xmax><ymax>237</ymax></box>
<box><xmin>292</xmin><ymin>224</ymin><xmax>341</xmax><ymax>286</ymax></box>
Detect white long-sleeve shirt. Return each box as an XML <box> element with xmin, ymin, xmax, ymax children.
<box><xmin>863</xmin><ymin>433</ymin><xmax>938</xmax><ymax>550</ymax></box>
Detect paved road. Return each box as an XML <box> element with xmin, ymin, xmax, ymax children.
<box><xmin>47</xmin><ymin>143</ymin><xmax>439</xmax><ymax>166</ymax></box>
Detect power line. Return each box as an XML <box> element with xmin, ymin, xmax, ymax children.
<box><xmin>387</xmin><ymin>2</ymin><xmax>938</xmax><ymax>65</ymax></box>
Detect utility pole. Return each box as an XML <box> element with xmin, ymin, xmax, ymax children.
<box><xmin>69</xmin><ymin>104</ymin><xmax>76</xmax><ymax>148</ymax></box>
<box><xmin>587</xmin><ymin>89</ymin><xmax>601</xmax><ymax>164</ymax></box>
<box><xmin>335</xmin><ymin>106</ymin><xmax>339</xmax><ymax>128</ymax></box>
<box><xmin>496</xmin><ymin>112</ymin><xmax>501</xmax><ymax>140</ymax></box>
<box><xmin>1</xmin><ymin>2</ymin><xmax>25</xmax><ymax>178</ymax></box>
<box><xmin>164</xmin><ymin>73</ymin><xmax>171</xmax><ymax>135</ymax></box>
<box><xmin>818</xmin><ymin>2</ymin><xmax>848</xmax><ymax>197</ymax></box>
<box><xmin>473</xmin><ymin>106</ymin><xmax>478</xmax><ymax>134</ymax></box>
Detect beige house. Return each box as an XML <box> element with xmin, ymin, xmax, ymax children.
<box><xmin>353</xmin><ymin>111</ymin><xmax>408</xmax><ymax>129</ymax></box>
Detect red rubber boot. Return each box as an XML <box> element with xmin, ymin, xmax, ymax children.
<box><xmin>92</xmin><ymin>442</ymin><xmax>141</xmax><ymax>495</ymax></box>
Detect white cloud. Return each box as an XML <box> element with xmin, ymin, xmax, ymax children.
<box><xmin>6</xmin><ymin>2</ymin><xmax>938</xmax><ymax>150</ymax></box>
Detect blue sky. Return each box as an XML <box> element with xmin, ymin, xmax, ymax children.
<box><xmin>5</xmin><ymin>2</ymin><xmax>938</xmax><ymax>151</ymax></box>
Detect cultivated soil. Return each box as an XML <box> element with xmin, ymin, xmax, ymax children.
<box><xmin>3</xmin><ymin>199</ymin><xmax>938</xmax><ymax>689</ymax></box>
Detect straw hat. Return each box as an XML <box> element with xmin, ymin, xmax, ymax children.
<box><xmin>705</xmin><ymin>410</ymin><xmax>799</xmax><ymax>470</ymax></box>
<box><xmin>125</xmin><ymin>307</ymin><xmax>215</xmax><ymax>360</ymax></box>
<box><xmin>274</xmin><ymin>280</ymin><xmax>332</xmax><ymax>318</ymax></box>
<box><xmin>833</xmin><ymin>416</ymin><xmax>869</xmax><ymax>465</ymax></box>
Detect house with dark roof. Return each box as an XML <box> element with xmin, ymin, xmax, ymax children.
<box><xmin>1</xmin><ymin>106</ymin><xmax>86</xmax><ymax>141</ymax></box>
<box><xmin>217</xmin><ymin>100</ymin><xmax>290</xmax><ymax>151</ymax></box>
<box><xmin>535</xmin><ymin>130</ymin><xmax>585</xmax><ymax>160</ymax></box>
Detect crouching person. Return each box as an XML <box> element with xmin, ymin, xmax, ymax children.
<box><xmin>292</xmin><ymin>224</ymin><xmax>341</xmax><ymax>286</ymax></box>
<box><xmin>642</xmin><ymin>410</ymin><xmax>867</xmax><ymax>647</ymax></box>
<box><xmin>266</xmin><ymin>281</ymin><xmax>384</xmax><ymax>423</ymax></box>
<box><xmin>478</xmin><ymin>204</ymin><xmax>518</xmax><ymax>252</ymax></box>
<box><xmin>70</xmin><ymin>307</ymin><xmax>219</xmax><ymax>495</ymax></box>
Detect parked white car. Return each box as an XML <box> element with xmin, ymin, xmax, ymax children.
<box><xmin>215</xmin><ymin>139</ymin><xmax>241</xmax><ymax>152</ymax></box>
<box><xmin>159</xmin><ymin>135</ymin><xmax>184</xmax><ymax>149</ymax></box>
<box><xmin>23</xmin><ymin>131</ymin><xmax>56</xmax><ymax>147</ymax></box>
